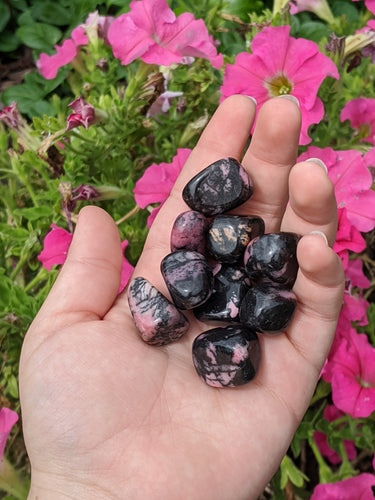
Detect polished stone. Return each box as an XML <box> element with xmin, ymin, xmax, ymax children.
<box><xmin>170</xmin><ymin>210</ymin><xmax>208</xmax><ymax>255</ymax></box>
<box><xmin>182</xmin><ymin>157</ymin><xmax>253</xmax><ymax>216</ymax></box>
<box><xmin>239</xmin><ymin>282</ymin><xmax>297</xmax><ymax>334</ymax></box>
<box><xmin>160</xmin><ymin>250</ymin><xmax>214</xmax><ymax>310</ymax></box>
<box><xmin>128</xmin><ymin>277</ymin><xmax>190</xmax><ymax>346</ymax></box>
<box><xmin>244</xmin><ymin>232</ymin><xmax>300</xmax><ymax>288</ymax></box>
<box><xmin>192</xmin><ymin>325</ymin><xmax>261</xmax><ymax>387</ymax></box>
<box><xmin>207</xmin><ymin>215</ymin><xmax>265</xmax><ymax>263</ymax></box>
<box><xmin>193</xmin><ymin>264</ymin><xmax>250</xmax><ymax>323</ymax></box>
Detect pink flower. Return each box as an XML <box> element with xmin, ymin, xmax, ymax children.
<box><xmin>323</xmin><ymin>329</ymin><xmax>375</xmax><ymax>418</ymax></box>
<box><xmin>0</xmin><ymin>101</ymin><xmax>25</xmax><ymax>130</ymax></box>
<box><xmin>0</xmin><ymin>408</ymin><xmax>18</xmax><ymax>461</ymax></box>
<box><xmin>314</xmin><ymin>405</ymin><xmax>356</xmax><ymax>465</ymax></box>
<box><xmin>345</xmin><ymin>258</ymin><xmax>370</xmax><ymax>289</ymax></box>
<box><xmin>108</xmin><ymin>0</ymin><xmax>223</xmax><ymax>69</ymax></box>
<box><xmin>133</xmin><ymin>148</ymin><xmax>191</xmax><ymax>227</ymax></box>
<box><xmin>148</xmin><ymin>90</ymin><xmax>184</xmax><ymax>117</ymax></box>
<box><xmin>38</xmin><ymin>224</ymin><xmax>73</xmax><ymax>271</ymax></box>
<box><xmin>220</xmin><ymin>25</ymin><xmax>339</xmax><ymax>145</ymax></box>
<box><xmin>66</xmin><ymin>96</ymin><xmax>95</xmax><ymax>131</ymax></box>
<box><xmin>298</xmin><ymin>147</ymin><xmax>375</xmax><ymax>232</ymax></box>
<box><xmin>36</xmin><ymin>28</ymin><xmax>88</xmax><ymax>80</ymax></box>
<box><xmin>333</xmin><ymin>207</ymin><xmax>366</xmax><ymax>266</ymax></box>
<box><xmin>311</xmin><ymin>473</ymin><xmax>375</xmax><ymax>500</ymax></box>
<box><xmin>119</xmin><ymin>241</ymin><xmax>134</xmax><ymax>293</ymax></box>
<box><xmin>38</xmin><ymin>224</ymin><xmax>133</xmax><ymax>293</ymax></box>
<box><xmin>363</xmin><ymin>144</ymin><xmax>375</xmax><ymax>180</ymax></box>
<box><xmin>340</xmin><ymin>97</ymin><xmax>375</xmax><ymax>144</ymax></box>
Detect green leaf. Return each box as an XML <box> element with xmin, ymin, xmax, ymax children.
<box><xmin>280</xmin><ymin>455</ymin><xmax>309</xmax><ymax>489</ymax></box>
<box><xmin>13</xmin><ymin>206</ymin><xmax>52</xmax><ymax>221</ymax></box>
<box><xmin>0</xmin><ymin>2</ymin><xmax>10</xmax><ymax>32</ymax></box>
<box><xmin>0</xmin><ymin>31</ymin><xmax>21</xmax><ymax>52</ymax></box>
<box><xmin>33</xmin><ymin>2</ymin><xmax>75</xmax><ymax>25</ymax></box>
<box><xmin>16</xmin><ymin>23</ymin><xmax>62</xmax><ymax>51</ymax></box>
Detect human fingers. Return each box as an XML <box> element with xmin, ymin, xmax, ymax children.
<box><xmin>25</xmin><ymin>206</ymin><xmax>123</xmax><ymax>343</ymax></box>
<box><xmin>240</xmin><ymin>95</ymin><xmax>301</xmax><ymax>232</ymax></box>
<box><xmin>281</xmin><ymin>159</ymin><xmax>337</xmax><ymax>246</ymax></box>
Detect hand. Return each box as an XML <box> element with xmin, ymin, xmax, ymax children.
<box><xmin>20</xmin><ymin>95</ymin><xmax>345</xmax><ymax>500</ymax></box>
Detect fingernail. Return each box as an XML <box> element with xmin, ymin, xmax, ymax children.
<box><xmin>277</xmin><ymin>94</ymin><xmax>300</xmax><ymax>108</ymax></box>
<box><xmin>246</xmin><ymin>96</ymin><xmax>257</xmax><ymax>106</ymax></box>
<box><xmin>305</xmin><ymin>158</ymin><xmax>328</xmax><ymax>174</ymax></box>
<box><xmin>309</xmin><ymin>231</ymin><xmax>328</xmax><ymax>246</ymax></box>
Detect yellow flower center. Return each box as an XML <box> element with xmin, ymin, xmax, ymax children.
<box><xmin>264</xmin><ymin>73</ymin><xmax>293</xmax><ymax>97</ymax></box>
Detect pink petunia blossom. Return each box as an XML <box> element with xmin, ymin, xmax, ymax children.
<box><xmin>311</xmin><ymin>473</ymin><xmax>375</xmax><ymax>500</ymax></box>
<box><xmin>38</xmin><ymin>224</ymin><xmax>133</xmax><ymax>292</ymax></box>
<box><xmin>108</xmin><ymin>0</ymin><xmax>223</xmax><ymax>69</ymax></box>
<box><xmin>333</xmin><ymin>207</ymin><xmax>366</xmax><ymax>268</ymax></box>
<box><xmin>345</xmin><ymin>258</ymin><xmax>370</xmax><ymax>289</ymax></box>
<box><xmin>119</xmin><ymin>240</ymin><xmax>134</xmax><ymax>293</ymax></box>
<box><xmin>220</xmin><ymin>25</ymin><xmax>339</xmax><ymax>145</ymax></box>
<box><xmin>38</xmin><ymin>224</ymin><xmax>73</xmax><ymax>271</ymax></box>
<box><xmin>0</xmin><ymin>408</ymin><xmax>18</xmax><ymax>461</ymax></box>
<box><xmin>36</xmin><ymin>28</ymin><xmax>88</xmax><ymax>80</ymax></box>
<box><xmin>363</xmin><ymin>139</ymin><xmax>375</xmax><ymax>181</ymax></box>
<box><xmin>133</xmin><ymin>148</ymin><xmax>191</xmax><ymax>227</ymax></box>
<box><xmin>289</xmin><ymin>0</ymin><xmax>335</xmax><ymax>24</ymax></box>
<box><xmin>323</xmin><ymin>329</ymin><xmax>375</xmax><ymax>418</ymax></box>
<box><xmin>298</xmin><ymin>147</ymin><xmax>375</xmax><ymax>232</ymax></box>
<box><xmin>66</xmin><ymin>96</ymin><xmax>96</xmax><ymax>131</ymax></box>
<box><xmin>313</xmin><ymin>405</ymin><xmax>356</xmax><ymax>465</ymax></box>
<box><xmin>0</xmin><ymin>101</ymin><xmax>25</xmax><ymax>131</ymax></box>
<box><xmin>340</xmin><ymin>97</ymin><xmax>375</xmax><ymax>144</ymax></box>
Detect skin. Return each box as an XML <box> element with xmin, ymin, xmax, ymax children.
<box><xmin>19</xmin><ymin>95</ymin><xmax>345</xmax><ymax>500</ymax></box>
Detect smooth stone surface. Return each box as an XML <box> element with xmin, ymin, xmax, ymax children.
<box><xmin>182</xmin><ymin>157</ymin><xmax>253</xmax><ymax>216</ymax></box>
<box><xmin>161</xmin><ymin>250</ymin><xmax>214</xmax><ymax>310</ymax></box>
<box><xmin>194</xmin><ymin>264</ymin><xmax>250</xmax><ymax>323</ymax></box>
<box><xmin>207</xmin><ymin>215</ymin><xmax>265</xmax><ymax>263</ymax></box>
<box><xmin>244</xmin><ymin>232</ymin><xmax>300</xmax><ymax>288</ymax></box>
<box><xmin>192</xmin><ymin>325</ymin><xmax>261</xmax><ymax>387</ymax></box>
<box><xmin>239</xmin><ymin>282</ymin><xmax>297</xmax><ymax>334</ymax></box>
<box><xmin>128</xmin><ymin>277</ymin><xmax>190</xmax><ymax>346</ymax></box>
<box><xmin>170</xmin><ymin>210</ymin><xmax>208</xmax><ymax>255</ymax></box>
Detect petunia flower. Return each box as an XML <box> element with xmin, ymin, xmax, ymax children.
<box><xmin>66</xmin><ymin>96</ymin><xmax>96</xmax><ymax>131</ymax></box>
<box><xmin>323</xmin><ymin>329</ymin><xmax>375</xmax><ymax>418</ymax></box>
<box><xmin>313</xmin><ymin>405</ymin><xmax>356</xmax><ymax>465</ymax></box>
<box><xmin>311</xmin><ymin>473</ymin><xmax>375</xmax><ymax>500</ymax></box>
<box><xmin>298</xmin><ymin>147</ymin><xmax>375</xmax><ymax>232</ymax></box>
<box><xmin>333</xmin><ymin>207</ymin><xmax>366</xmax><ymax>269</ymax></box>
<box><xmin>108</xmin><ymin>0</ymin><xmax>223</xmax><ymax>69</ymax></box>
<box><xmin>289</xmin><ymin>0</ymin><xmax>335</xmax><ymax>24</ymax></box>
<box><xmin>340</xmin><ymin>97</ymin><xmax>375</xmax><ymax>144</ymax></box>
<box><xmin>133</xmin><ymin>148</ymin><xmax>191</xmax><ymax>227</ymax></box>
<box><xmin>0</xmin><ymin>101</ymin><xmax>40</xmax><ymax>150</ymax></box>
<box><xmin>38</xmin><ymin>224</ymin><xmax>73</xmax><ymax>271</ymax></box>
<box><xmin>38</xmin><ymin>224</ymin><xmax>133</xmax><ymax>293</ymax></box>
<box><xmin>363</xmin><ymin>144</ymin><xmax>375</xmax><ymax>181</ymax></box>
<box><xmin>0</xmin><ymin>408</ymin><xmax>18</xmax><ymax>461</ymax></box>
<box><xmin>220</xmin><ymin>25</ymin><xmax>339</xmax><ymax>145</ymax></box>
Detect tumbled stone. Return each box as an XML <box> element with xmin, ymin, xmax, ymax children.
<box><xmin>170</xmin><ymin>210</ymin><xmax>208</xmax><ymax>255</ymax></box>
<box><xmin>194</xmin><ymin>264</ymin><xmax>250</xmax><ymax>323</ymax></box>
<box><xmin>128</xmin><ymin>277</ymin><xmax>190</xmax><ymax>346</ymax></box>
<box><xmin>161</xmin><ymin>250</ymin><xmax>214</xmax><ymax>310</ymax></box>
<box><xmin>182</xmin><ymin>157</ymin><xmax>253</xmax><ymax>216</ymax></box>
<box><xmin>192</xmin><ymin>325</ymin><xmax>261</xmax><ymax>387</ymax></box>
<box><xmin>239</xmin><ymin>282</ymin><xmax>297</xmax><ymax>334</ymax></box>
<box><xmin>244</xmin><ymin>232</ymin><xmax>300</xmax><ymax>288</ymax></box>
<box><xmin>207</xmin><ymin>215</ymin><xmax>265</xmax><ymax>263</ymax></box>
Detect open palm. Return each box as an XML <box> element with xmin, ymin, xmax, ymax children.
<box><xmin>20</xmin><ymin>96</ymin><xmax>344</xmax><ymax>500</ymax></box>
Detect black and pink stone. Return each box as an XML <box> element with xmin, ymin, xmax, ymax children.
<box><xmin>207</xmin><ymin>215</ymin><xmax>265</xmax><ymax>263</ymax></box>
<box><xmin>170</xmin><ymin>210</ymin><xmax>208</xmax><ymax>255</ymax></box>
<box><xmin>182</xmin><ymin>157</ymin><xmax>253</xmax><ymax>216</ymax></box>
<box><xmin>194</xmin><ymin>264</ymin><xmax>250</xmax><ymax>323</ymax></box>
<box><xmin>128</xmin><ymin>277</ymin><xmax>190</xmax><ymax>346</ymax></box>
<box><xmin>244</xmin><ymin>232</ymin><xmax>300</xmax><ymax>288</ymax></box>
<box><xmin>192</xmin><ymin>325</ymin><xmax>261</xmax><ymax>387</ymax></box>
<box><xmin>239</xmin><ymin>282</ymin><xmax>297</xmax><ymax>334</ymax></box>
<box><xmin>161</xmin><ymin>250</ymin><xmax>214</xmax><ymax>310</ymax></box>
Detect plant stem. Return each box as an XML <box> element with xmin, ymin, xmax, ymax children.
<box><xmin>0</xmin><ymin>458</ymin><xmax>29</xmax><ymax>500</ymax></box>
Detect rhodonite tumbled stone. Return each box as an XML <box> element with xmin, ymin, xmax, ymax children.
<box><xmin>244</xmin><ymin>232</ymin><xmax>300</xmax><ymax>288</ymax></box>
<box><xmin>207</xmin><ymin>215</ymin><xmax>265</xmax><ymax>263</ymax></box>
<box><xmin>192</xmin><ymin>325</ymin><xmax>261</xmax><ymax>387</ymax></box>
<box><xmin>194</xmin><ymin>264</ymin><xmax>250</xmax><ymax>323</ymax></box>
<box><xmin>170</xmin><ymin>210</ymin><xmax>208</xmax><ymax>255</ymax></box>
<box><xmin>239</xmin><ymin>282</ymin><xmax>297</xmax><ymax>334</ymax></box>
<box><xmin>161</xmin><ymin>250</ymin><xmax>214</xmax><ymax>310</ymax></box>
<box><xmin>182</xmin><ymin>157</ymin><xmax>253</xmax><ymax>216</ymax></box>
<box><xmin>128</xmin><ymin>277</ymin><xmax>190</xmax><ymax>346</ymax></box>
